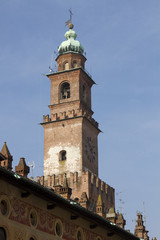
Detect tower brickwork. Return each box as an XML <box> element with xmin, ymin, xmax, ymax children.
<box><xmin>40</xmin><ymin>22</ymin><xmax>115</xmax><ymax>216</ymax></box>
<box><xmin>42</xmin><ymin>27</ymin><xmax>99</xmax><ymax>178</ymax></box>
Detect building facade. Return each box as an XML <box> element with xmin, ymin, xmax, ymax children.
<box><xmin>0</xmin><ymin>166</ymin><xmax>139</xmax><ymax>240</ymax></box>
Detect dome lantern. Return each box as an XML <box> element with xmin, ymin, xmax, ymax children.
<box><xmin>58</xmin><ymin>24</ymin><xmax>84</xmax><ymax>55</ymax></box>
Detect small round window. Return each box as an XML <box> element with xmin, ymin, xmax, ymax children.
<box><xmin>55</xmin><ymin>219</ymin><xmax>63</xmax><ymax>237</ymax></box>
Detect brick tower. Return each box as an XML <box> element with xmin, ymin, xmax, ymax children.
<box><xmin>134</xmin><ymin>213</ymin><xmax>149</xmax><ymax>240</ymax></box>
<box><xmin>40</xmin><ymin>21</ymin><xmax>115</xmax><ymax>215</ymax></box>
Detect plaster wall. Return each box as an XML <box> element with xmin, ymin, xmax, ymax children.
<box><xmin>43</xmin><ymin>118</ymin><xmax>83</xmax><ymax>178</ymax></box>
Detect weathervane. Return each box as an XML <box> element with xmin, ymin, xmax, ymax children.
<box><xmin>65</xmin><ymin>8</ymin><xmax>74</xmax><ymax>29</ymax></box>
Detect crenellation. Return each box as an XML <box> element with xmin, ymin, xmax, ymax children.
<box><xmin>60</xmin><ymin>112</ymin><xmax>66</xmax><ymax>119</ymax></box>
<box><xmin>52</xmin><ymin>174</ymin><xmax>56</xmax><ymax>186</ymax></box>
<box><xmin>43</xmin><ymin>110</ymin><xmax>98</xmax><ymax>130</ymax></box>
<box><xmin>43</xmin><ymin>115</ymin><xmax>46</xmax><ymax>122</ymax></box>
<box><xmin>62</xmin><ymin>173</ymin><xmax>66</xmax><ymax>184</ymax></box>
<box><xmin>105</xmin><ymin>184</ymin><xmax>109</xmax><ymax>194</ymax></box>
<box><xmin>70</xmin><ymin>172</ymin><xmax>74</xmax><ymax>184</ymax></box>
<box><xmin>51</xmin><ymin>113</ymin><xmax>58</xmax><ymax>121</ymax></box>
<box><xmin>82</xmin><ymin>170</ymin><xmax>90</xmax><ymax>183</ymax></box>
<box><xmin>68</xmin><ymin>109</ymin><xmax>75</xmax><ymax>118</ymax></box>
<box><xmin>37</xmin><ymin>170</ymin><xmax>115</xmax><ymax>217</ymax></box>
<box><xmin>96</xmin><ymin>178</ymin><xmax>98</xmax><ymax>188</ymax></box>
<box><xmin>58</xmin><ymin>174</ymin><xmax>63</xmax><ymax>185</ymax></box>
<box><xmin>91</xmin><ymin>173</ymin><xmax>94</xmax><ymax>184</ymax></box>
<box><xmin>101</xmin><ymin>181</ymin><xmax>105</xmax><ymax>192</ymax></box>
<box><xmin>74</xmin><ymin>171</ymin><xmax>78</xmax><ymax>183</ymax></box>
<box><xmin>47</xmin><ymin>175</ymin><xmax>52</xmax><ymax>187</ymax></box>
<box><xmin>76</xmin><ymin>108</ymin><xmax>83</xmax><ymax>116</ymax></box>
<box><xmin>46</xmin><ymin>114</ymin><xmax>50</xmax><ymax>122</ymax></box>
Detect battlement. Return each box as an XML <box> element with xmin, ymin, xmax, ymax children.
<box><xmin>37</xmin><ymin>170</ymin><xmax>115</xmax><ymax>215</ymax></box>
<box><xmin>42</xmin><ymin>108</ymin><xmax>99</xmax><ymax>129</ymax></box>
<box><xmin>37</xmin><ymin>171</ymin><xmax>113</xmax><ymax>194</ymax></box>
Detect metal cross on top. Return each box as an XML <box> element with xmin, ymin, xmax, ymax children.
<box><xmin>65</xmin><ymin>8</ymin><xmax>74</xmax><ymax>29</ymax></box>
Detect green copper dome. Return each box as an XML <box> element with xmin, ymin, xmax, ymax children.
<box><xmin>58</xmin><ymin>25</ymin><xmax>84</xmax><ymax>55</ymax></box>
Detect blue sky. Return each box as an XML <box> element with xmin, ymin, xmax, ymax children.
<box><xmin>0</xmin><ymin>0</ymin><xmax>160</xmax><ymax>238</ymax></box>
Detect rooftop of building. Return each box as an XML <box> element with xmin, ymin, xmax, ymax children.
<box><xmin>0</xmin><ymin>166</ymin><xmax>140</xmax><ymax>240</ymax></box>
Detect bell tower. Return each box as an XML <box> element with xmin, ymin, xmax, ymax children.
<box><xmin>42</xmin><ymin>22</ymin><xmax>100</xmax><ymax>178</ymax></box>
<box><xmin>40</xmin><ymin>19</ymin><xmax>115</xmax><ymax>215</ymax></box>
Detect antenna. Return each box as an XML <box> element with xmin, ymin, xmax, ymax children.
<box><xmin>28</xmin><ymin>161</ymin><xmax>35</xmax><ymax>178</ymax></box>
<box><xmin>49</xmin><ymin>54</ymin><xmax>54</xmax><ymax>73</ymax></box>
<box><xmin>143</xmin><ymin>201</ymin><xmax>147</xmax><ymax>227</ymax></box>
<box><xmin>116</xmin><ymin>191</ymin><xmax>125</xmax><ymax>214</ymax></box>
<box><xmin>49</xmin><ymin>66</ymin><xmax>54</xmax><ymax>73</ymax></box>
<box><xmin>51</xmin><ymin>54</ymin><xmax>54</xmax><ymax>69</ymax></box>
<box><xmin>54</xmin><ymin>50</ymin><xmax>58</xmax><ymax>56</ymax></box>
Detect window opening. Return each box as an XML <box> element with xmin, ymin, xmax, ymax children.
<box><xmin>59</xmin><ymin>150</ymin><xmax>66</xmax><ymax>161</ymax></box>
<box><xmin>73</xmin><ymin>61</ymin><xmax>78</xmax><ymax>68</ymax></box>
<box><xmin>77</xmin><ymin>230</ymin><xmax>83</xmax><ymax>240</ymax></box>
<box><xmin>55</xmin><ymin>222</ymin><xmax>62</xmax><ymax>237</ymax></box>
<box><xmin>0</xmin><ymin>200</ymin><xmax>8</xmax><ymax>215</ymax></box>
<box><xmin>64</xmin><ymin>62</ymin><xmax>69</xmax><ymax>70</ymax></box>
<box><xmin>0</xmin><ymin>228</ymin><xmax>6</xmax><ymax>240</ymax></box>
<box><xmin>61</xmin><ymin>83</ymin><xmax>70</xmax><ymax>99</ymax></box>
<box><xmin>30</xmin><ymin>211</ymin><xmax>37</xmax><ymax>227</ymax></box>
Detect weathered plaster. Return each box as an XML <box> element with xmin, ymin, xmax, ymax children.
<box><xmin>44</xmin><ymin>144</ymin><xmax>81</xmax><ymax>177</ymax></box>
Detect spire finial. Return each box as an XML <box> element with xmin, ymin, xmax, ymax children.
<box><xmin>65</xmin><ymin>8</ymin><xmax>74</xmax><ymax>29</ymax></box>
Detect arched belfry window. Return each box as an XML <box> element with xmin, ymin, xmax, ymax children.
<box><xmin>0</xmin><ymin>228</ymin><xmax>6</xmax><ymax>240</ymax></box>
<box><xmin>63</xmin><ymin>62</ymin><xmax>69</xmax><ymax>70</ymax></box>
<box><xmin>60</xmin><ymin>82</ymin><xmax>70</xmax><ymax>99</ymax></box>
<box><xmin>73</xmin><ymin>61</ymin><xmax>78</xmax><ymax>68</ymax></box>
<box><xmin>59</xmin><ymin>150</ymin><xmax>66</xmax><ymax>161</ymax></box>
